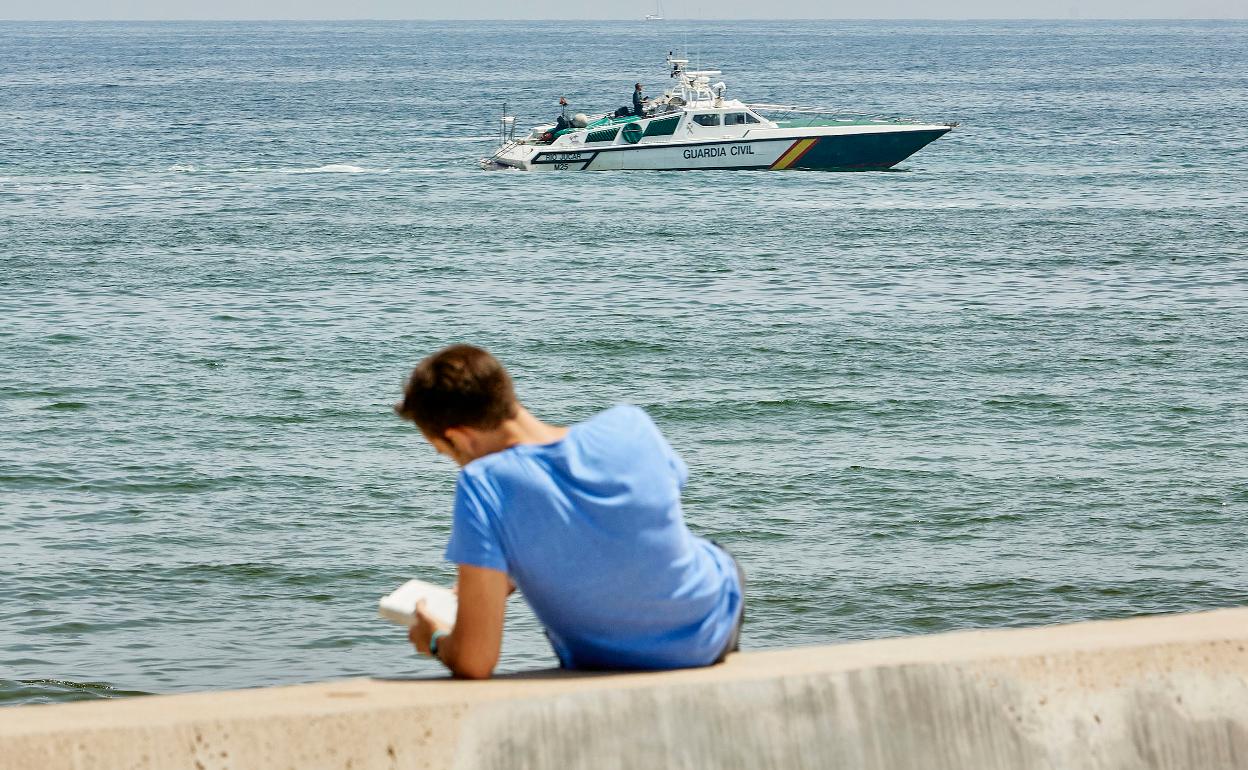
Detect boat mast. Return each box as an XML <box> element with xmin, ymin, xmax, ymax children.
<box><xmin>666</xmin><ymin>52</ymin><xmax>721</xmax><ymax>106</ymax></box>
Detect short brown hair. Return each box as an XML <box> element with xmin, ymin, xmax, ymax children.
<box><xmin>395</xmin><ymin>345</ymin><xmax>518</xmax><ymax>436</ymax></box>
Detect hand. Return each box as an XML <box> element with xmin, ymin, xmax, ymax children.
<box><xmin>408</xmin><ymin>599</ymin><xmax>452</xmax><ymax>656</ymax></box>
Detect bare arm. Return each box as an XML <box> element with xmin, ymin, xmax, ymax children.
<box><xmin>410</xmin><ymin>564</ymin><xmax>509</xmax><ymax>679</ymax></box>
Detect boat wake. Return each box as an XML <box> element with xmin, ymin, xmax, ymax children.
<box><xmin>279</xmin><ymin>164</ymin><xmax>389</xmax><ymax>174</ymax></box>
<box><xmin>419</xmin><ymin>136</ymin><xmax>497</xmax><ymax>143</ymax></box>
<box><xmin>478</xmin><ymin>158</ymin><xmax>520</xmax><ymax>171</ymax></box>
<box><xmin>165</xmin><ymin>163</ymin><xmax>391</xmax><ymax>174</ymax></box>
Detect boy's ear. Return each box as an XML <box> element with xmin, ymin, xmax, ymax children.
<box><xmin>442</xmin><ymin>426</ymin><xmax>474</xmax><ymax>454</ymax></box>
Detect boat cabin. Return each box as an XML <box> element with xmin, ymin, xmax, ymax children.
<box><xmin>522</xmin><ymin>53</ymin><xmax>778</xmax><ymax>148</ymax></box>
<box><xmin>540</xmin><ymin>103</ymin><xmax>773</xmax><ymax>148</ymax></box>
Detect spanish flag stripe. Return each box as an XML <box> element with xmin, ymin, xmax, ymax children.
<box><xmin>770</xmin><ymin>140</ymin><xmax>804</xmax><ymax>169</ymax></box>
<box><xmin>789</xmin><ymin>137</ymin><xmax>820</xmax><ymax>167</ymax></box>
<box><xmin>771</xmin><ymin>138</ymin><xmax>818</xmax><ymax>170</ymax></box>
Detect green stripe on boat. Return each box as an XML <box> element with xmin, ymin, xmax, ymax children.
<box><xmin>586</xmin><ymin>127</ymin><xmax>620</xmax><ymax>143</ymax></box>
<box><xmin>643</xmin><ymin>115</ymin><xmax>680</xmax><ymax>137</ymax></box>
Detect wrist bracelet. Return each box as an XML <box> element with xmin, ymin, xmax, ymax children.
<box><xmin>430</xmin><ymin>630</ymin><xmax>448</xmax><ymax>658</ymax></box>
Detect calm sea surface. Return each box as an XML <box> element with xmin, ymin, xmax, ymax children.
<box><xmin>2</xmin><ymin>20</ymin><xmax>1246</xmax><ymax>706</ymax></box>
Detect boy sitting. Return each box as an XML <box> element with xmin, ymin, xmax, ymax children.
<box><xmin>394</xmin><ymin>344</ymin><xmax>743</xmax><ymax>678</ymax></box>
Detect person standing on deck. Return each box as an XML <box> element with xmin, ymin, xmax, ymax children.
<box><xmin>555</xmin><ymin>96</ymin><xmax>572</xmax><ymax>131</ymax></box>
<box><xmin>395</xmin><ymin>344</ymin><xmax>745</xmax><ymax>678</ymax></box>
<box><xmin>632</xmin><ymin>83</ymin><xmax>646</xmax><ymax>116</ymax></box>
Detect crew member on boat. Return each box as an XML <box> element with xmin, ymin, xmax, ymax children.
<box><xmin>555</xmin><ymin>96</ymin><xmax>572</xmax><ymax>131</ymax></box>
<box><xmin>632</xmin><ymin>83</ymin><xmax>646</xmax><ymax>116</ymax></box>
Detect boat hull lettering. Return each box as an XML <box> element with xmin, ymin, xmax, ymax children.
<box><xmin>682</xmin><ymin>145</ymin><xmax>757</xmax><ymax>160</ymax></box>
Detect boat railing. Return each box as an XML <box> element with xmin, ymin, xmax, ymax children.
<box><xmin>747</xmin><ymin>103</ymin><xmax>944</xmax><ymax>125</ymax></box>
<box><xmin>483</xmin><ymin>137</ymin><xmax>525</xmax><ymax>167</ymax></box>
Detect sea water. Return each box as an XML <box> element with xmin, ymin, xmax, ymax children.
<box><xmin>1</xmin><ymin>20</ymin><xmax>1246</xmax><ymax>706</ymax></box>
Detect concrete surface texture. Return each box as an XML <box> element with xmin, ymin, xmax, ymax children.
<box><xmin>2</xmin><ymin>607</ymin><xmax>1247</xmax><ymax>769</ymax></box>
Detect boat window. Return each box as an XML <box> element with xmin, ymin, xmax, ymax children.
<box><xmin>725</xmin><ymin>113</ymin><xmax>747</xmax><ymax>126</ymax></box>
<box><xmin>692</xmin><ymin>113</ymin><xmax>721</xmax><ymax>127</ymax></box>
<box><xmin>745</xmin><ymin>113</ymin><xmax>762</xmax><ymax>123</ymax></box>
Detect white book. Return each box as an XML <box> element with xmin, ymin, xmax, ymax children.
<box><xmin>378</xmin><ymin>579</ymin><xmax>458</xmax><ymax>629</ymax></box>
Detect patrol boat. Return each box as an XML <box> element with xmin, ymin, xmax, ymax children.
<box><xmin>485</xmin><ymin>55</ymin><xmax>955</xmax><ymax>172</ymax></box>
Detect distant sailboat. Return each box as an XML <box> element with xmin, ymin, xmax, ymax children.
<box><xmin>644</xmin><ymin>0</ymin><xmax>664</xmax><ymax>20</ymax></box>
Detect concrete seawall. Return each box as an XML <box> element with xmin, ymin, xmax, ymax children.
<box><xmin>3</xmin><ymin>608</ymin><xmax>1247</xmax><ymax>769</ymax></box>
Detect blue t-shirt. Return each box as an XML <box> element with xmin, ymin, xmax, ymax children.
<box><xmin>445</xmin><ymin>404</ymin><xmax>742</xmax><ymax>670</ymax></box>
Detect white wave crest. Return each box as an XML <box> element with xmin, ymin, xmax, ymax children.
<box><xmin>280</xmin><ymin>164</ymin><xmax>389</xmax><ymax>174</ymax></box>
<box><xmin>417</xmin><ymin>136</ymin><xmax>498</xmax><ymax>143</ymax></box>
<box><xmin>168</xmin><ymin>164</ymin><xmax>196</xmax><ymax>172</ymax></box>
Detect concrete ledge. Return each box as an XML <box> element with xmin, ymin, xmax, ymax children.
<box><xmin>3</xmin><ymin>608</ymin><xmax>1248</xmax><ymax>769</ymax></box>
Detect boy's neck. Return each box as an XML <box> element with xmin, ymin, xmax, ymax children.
<box><xmin>441</xmin><ymin>405</ymin><xmax>570</xmax><ymax>466</ymax></box>
<box><xmin>493</xmin><ymin>406</ymin><xmax>568</xmax><ymax>452</ymax></box>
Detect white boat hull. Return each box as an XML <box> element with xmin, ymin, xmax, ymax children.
<box><xmin>492</xmin><ymin>124</ymin><xmax>951</xmax><ymax>172</ymax></box>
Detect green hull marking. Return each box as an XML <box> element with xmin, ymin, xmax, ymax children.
<box><xmin>792</xmin><ymin>129</ymin><xmax>950</xmax><ymax>170</ymax></box>
<box><xmin>643</xmin><ymin>115</ymin><xmax>680</xmax><ymax>137</ymax></box>
<box><xmin>586</xmin><ymin>127</ymin><xmax>620</xmax><ymax>143</ymax></box>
